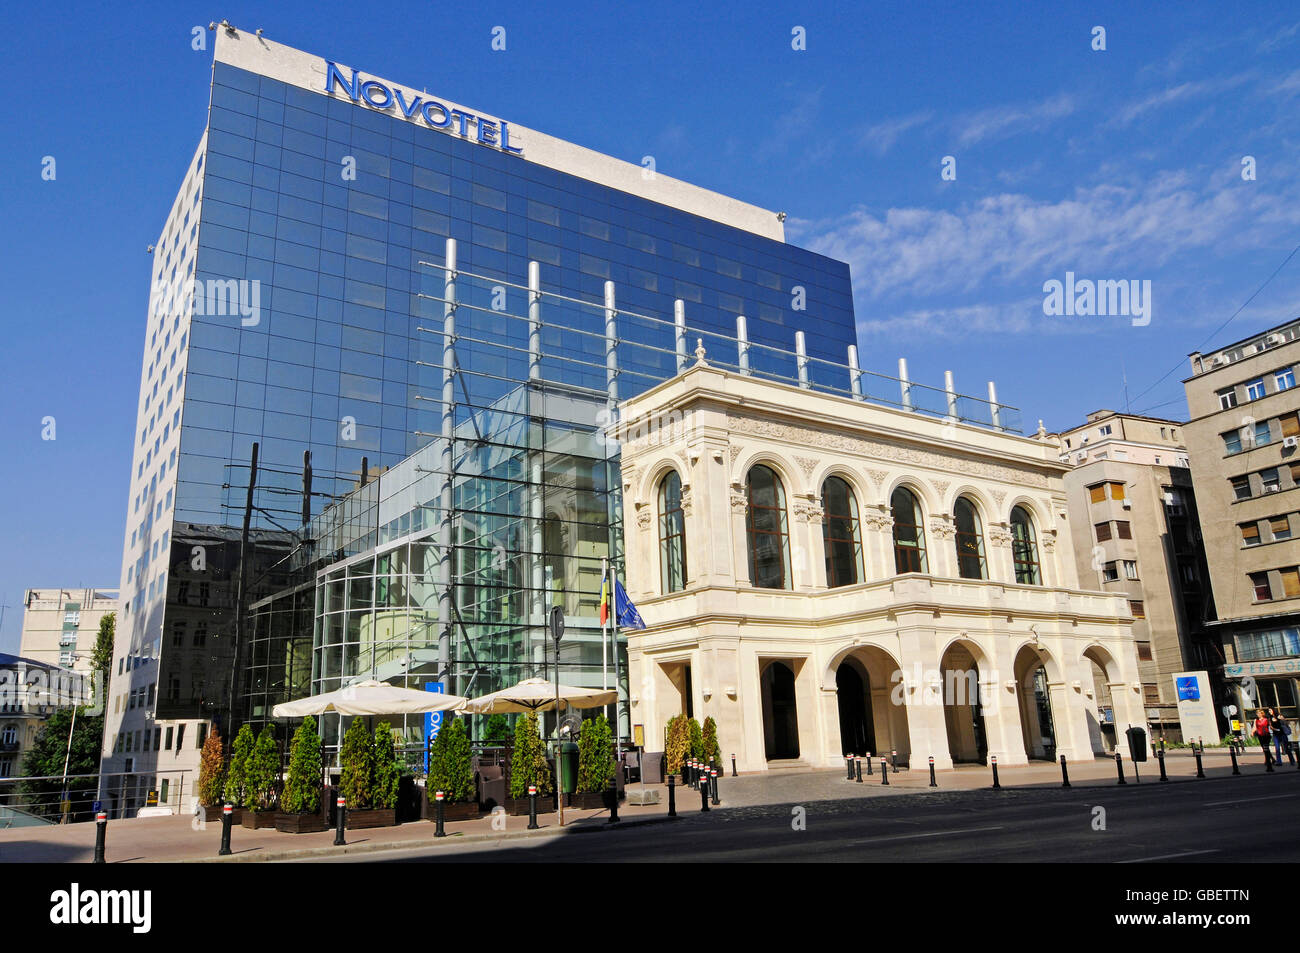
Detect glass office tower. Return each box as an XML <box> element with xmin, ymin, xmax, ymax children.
<box><xmin>101</xmin><ymin>28</ymin><xmax>861</xmax><ymax>797</ymax></box>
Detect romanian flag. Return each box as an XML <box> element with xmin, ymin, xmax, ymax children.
<box><xmin>599</xmin><ymin>576</ymin><xmax>610</xmax><ymax>626</ymax></box>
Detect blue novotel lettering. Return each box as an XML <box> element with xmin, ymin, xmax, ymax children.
<box><xmin>325</xmin><ymin>62</ymin><xmax>522</xmax><ymax>155</ymax></box>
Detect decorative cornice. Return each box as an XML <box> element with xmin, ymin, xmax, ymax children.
<box><xmin>724</xmin><ymin>413</ymin><xmax>1051</xmax><ymax>489</ymax></box>
<box><xmin>989</xmin><ymin>524</ymin><xmax>1013</xmax><ymax>548</ymax></box>
<box><xmin>863</xmin><ymin>513</ymin><xmax>895</xmax><ymax>531</ymax></box>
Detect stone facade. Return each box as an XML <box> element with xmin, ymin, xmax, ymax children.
<box><xmin>617</xmin><ymin>361</ymin><xmax>1143</xmax><ymax>772</ymax></box>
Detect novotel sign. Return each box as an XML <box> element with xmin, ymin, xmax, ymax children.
<box><xmin>324</xmin><ymin>62</ymin><xmax>522</xmax><ymax>156</ymax></box>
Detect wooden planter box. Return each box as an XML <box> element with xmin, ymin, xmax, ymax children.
<box><xmin>240</xmin><ymin>811</ymin><xmax>277</xmax><ymax>830</ymax></box>
<box><xmin>274</xmin><ymin>812</ymin><xmax>328</xmax><ymax>834</ymax></box>
<box><xmin>198</xmin><ymin>804</ymin><xmax>243</xmax><ymax>824</ymax></box>
<box><xmin>345</xmin><ymin>807</ymin><xmax>397</xmax><ymax>829</ymax></box>
<box><xmin>428</xmin><ymin>798</ymin><xmax>481</xmax><ymax>823</ymax></box>
<box><xmin>504</xmin><ymin>795</ymin><xmax>553</xmax><ymax>816</ymax></box>
<box><xmin>568</xmin><ymin>791</ymin><xmax>610</xmax><ymax>810</ymax></box>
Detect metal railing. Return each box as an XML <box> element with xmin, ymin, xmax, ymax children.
<box><xmin>0</xmin><ymin>770</ymin><xmax>194</xmax><ymax>824</ymax></box>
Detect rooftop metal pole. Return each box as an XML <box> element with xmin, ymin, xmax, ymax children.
<box><xmin>898</xmin><ymin>357</ymin><xmax>913</xmax><ymax>411</ymax></box>
<box><xmin>944</xmin><ymin>370</ymin><xmax>958</xmax><ymax>421</ymax></box>
<box><xmin>988</xmin><ymin>381</ymin><xmax>1002</xmax><ymax>430</ymax></box>
<box><xmin>737</xmin><ymin>316</ymin><xmax>751</xmax><ymax>374</ymax></box>
<box><xmin>674</xmin><ymin>300</ymin><xmax>687</xmax><ymax>374</ymax></box>
<box><xmin>795</xmin><ymin>331</ymin><xmax>809</xmax><ymax>388</ymax></box>
<box><xmin>528</xmin><ymin>261</ymin><xmax>542</xmax><ymax>382</ymax></box>
<box><xmin>847</xmin><ymin>345</ymin><xmax>864</xmax><ymax>401</ymax></box>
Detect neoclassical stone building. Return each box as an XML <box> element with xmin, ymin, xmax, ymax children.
<box><xmin>618</xmin><ymin>356</ymin><xmax>1143</xmax><ymax>772</ymax></box>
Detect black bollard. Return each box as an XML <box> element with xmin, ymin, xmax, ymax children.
<box><xmin>700</xmin><ymin>775</ymin><xmax>710</xmax><ymax>812</ymax></box>
<box><xmin>1157</xmin><ymin>747</ymin><xmax>1168</xmax><ymax>782</ymax></box>
<box><xmin>527</xmin><ymin>784</ymin><xmax>539</xmax><ymax>829</ymax></box>
<box><xmin>865</xmin><ymin>753</ymin><xmax>873</xmax><ymax>776</ymax></box>
<box><xmin>847</xmin><ymin>754</ymin><xmax>856</xmax><ymax>780</ymax></box>
<box><xmin>1230</xmin><ymin>746</ymin><xmax>1240</xmax><ymax>776</ymax></box>
<box><xmin>991</xmin><ymin>755</ymin><xmax>1000</xmax><ymax>789</ymax></box>
<box><xmin>334</xmin><ymin>796</ymin><xmax>346</xmax><ymax>845</ymax></box>
<box><xmin>710</xmin><ymin>768</ymin><xmax>720</xmax><ymax>806</ymax></box>
<box><xmin>609</xmin><ymin>780</ymin><xmax>620</xmax><ymax>823</ymax></box>
<box><xmin>881</xmin><ymin>757</ymin><xmax>889</xmax><ymax>786</ymax></box>
<box><xmin>891</xmin><ymin>749</ymin><xmax>898</xmax><ymax>774</ymax></box>
<box><xmin>1194</xmin><ymin>747</ymin><xmax>1205</xmax><ymax>778</ymax></box>
<box><xmin>855</xmin><ymin>756</ymin><xmax>863</xmax><ymax>783</ymax></box>
<box><xmin>731</xmin><ymin>753</ymin><xmax>738</xmax><ymax>778</ymax></box>
<box><xmin>929</xmin><ymin>756</ymin><xmax>937</xmax><ymax>787</ymax></box>
<box><xmin>1266</xmin><ymin>746</ymin><xmax>1275</xmax><ymax>773</ymax></box>
<box><xmin>1115</xmin><ymin>751</ymin><xmax>1126</xmax><ymax>784</ymax></box>
<box><xmin>1294</xmin><ymin>742</ymin><xmax>1299</xmax><ymax>770</ymax></box>
<box><xmin>667</xmin><ymin>774</ymin><xmax>677</xmax><ymax>818</ymax></box>
<box><xmin>434</xmin><ymin>790</ymin><xmax>446</xmax><ymax>837</ymax></box>
<box><xmin>218</xmin><ymin>803</ymin><xmax>233</xmax><ymax>856</ymax></box>
<box><xmin>1060</xmin><ymin>754</ymin><xmax>1071</xmax><ymax>788</ymax></box>
<box><xmin>94</xmin><ymin>811</ymin><xmax>107</xmax><ymax>863</ymax></box>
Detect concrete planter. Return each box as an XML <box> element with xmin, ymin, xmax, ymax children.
<box><xmin>274</xmin><ymin>812</ymin><xmax>328</xmax><ymax>834</ymax></box>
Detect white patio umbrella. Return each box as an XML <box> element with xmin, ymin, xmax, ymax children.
<box><xmin>462</xmin><ymin>677</ymin><xmax>615</xmax><ymax>714</ymax></box>
<box><xmin>272</xmin><ymin>679</ymin><xmax>468</xmax><ymax>718</ymax></box>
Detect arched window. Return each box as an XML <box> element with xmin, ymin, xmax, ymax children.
<box><xmin>747</xmin><ymin>465</ymin><xmax>791</xmax><ymax>589</ymax></box>
<box><xmin>891</xmin><ymin>486</ymin><xmax>928</xmax><ymax>574</ymax></box>
<box><xmin>953</xmin><ymin>496</ymin><xmax>987</xmax><ymax>580</ymax></box>
<box><xmin>1010</xmin><ymin>505</ymin><xmax>1042</xmax><ymax>585</ymax></box>
<box><xmin>658</xmin><ymin>470</ymin><xmax>687</xmax><ymax>593</ymax></box>
<box><xmin>822</xmin><ymin>476</ymin><xmax>863</xmax><ymax>587</ymax></box>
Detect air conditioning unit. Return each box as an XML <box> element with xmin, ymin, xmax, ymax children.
<box><xmin>1267</xmin><ymin>334</ymin><xmax>1283</xmax><ymax>346</ymax></box>
<box><xmin>1285</xmin><ymin>436</ymin><xmax>1299</xmax><ymax>449</ymax></box>
<box><xmin>1121</xmin><ymin>499</ymin><xmax>1132</xmax><ymax>509</ymax></box>
<box><xmin>1266</xmin><ymin>485</ymin><xmax>1281</xmax><ymax>493</ymax></box>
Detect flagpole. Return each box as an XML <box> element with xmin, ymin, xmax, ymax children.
<box><xmin>601</xmin><ymin>556</ymin><xmax>609</xmax><ymax>691</ymax></box>
<box><xmin>613</xmin><ymin>571</ymin><xmax>622</xmax><ymax>766</ymax></box>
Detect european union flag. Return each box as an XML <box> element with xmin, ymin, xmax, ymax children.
<box><xmin>614</xmin><ymin>579</ymin><xmax>646</xmax><ymax>630</ymax></box>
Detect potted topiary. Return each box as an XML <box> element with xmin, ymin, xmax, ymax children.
<box><xmin>339</xmin><ymin>719</ymin><xmax>399</xmax><ymax>829</ymax></box>
<box><xmin>427</xmin><ymin>716</ymin><xmax>478</xmax><ymax>821</ymax></box>
<box><xmin>702</xmin><ymin>716</ymin><xmax>721</xmax><ymax>765</ymax></box>
<box><xmin>275</xmin><ymin>718</ymin><xmax>326</xmax><ymax>833</ymax></box>
<box><xmin>196</xmin><ymin>725</ymin><xmax>226</xmax><ymax>823</ymax></box>
<box><xmin>665</xmin><ymin>714</ymin><xmax>689</xmax><ymax>779</ymax></box>
<box><xmin>369</xmin><ymin>721</ymin><xmax>401</xmax><ymax>826</ymax></box>
<box><xmin>222</xmin><ymin>723</ymin><xmax>254</xmax><ymax>825</ymax></box>
<box><xmin>483</xmin><ymin>713</ymin><xmax>512</xmax><ymax>746</ymax></box>
<box><xmin>506</xmin><ymin>711</ymin><xmax>553</xmax><ymax>815</ymax></box>
<box><xmin>241</xmin><ymin>724</ymin><xmax>279</xmax><ymax>829</ymax></box>
<box><xmin>688</xmin><ymin>717</ymin><xmax>704</xmax><ymax>764</ymax></box>
<box><xmin>572</xmin><ymin>714</ymin><xmax>615</xmax><ymax>810</ymax></box>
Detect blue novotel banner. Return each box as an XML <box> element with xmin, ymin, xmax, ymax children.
<box><xmin>325</xmin><ymin>62</ymin><xmax>523</xmax><ymax>156</ymax></box>
<box><xmin>423</xmin><ymin>681</ymin><xmax>445</xmax><ymax>773</ymax></box>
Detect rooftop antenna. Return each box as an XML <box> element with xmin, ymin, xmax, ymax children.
<box><xmin>1122</xmin><ymin>360</ymin><xmax>1130</xmax><ymax>413</ymax></box>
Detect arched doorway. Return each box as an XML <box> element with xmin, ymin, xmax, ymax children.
<box><xmin>760</xmin><ymin>661</ymin><xmax>800</xmax><ymax>760</ymax></box>
<box><xmin>940</xmin><ymin>642</ymin><xmax>988</xmax><ymax>764</ymax></box>
<box><xmin>1014</xmin><ymin>645</ymin><xmax>1057</xmax><ymax>761</ymax></box>
<box><xmin>835</xmin><ymin>662</ymin><xmax>874</xmax><ymax>757</ymax></box>
<box><xmin>1083</xmin><ymin>646</ymin><xmax>1119</xmax><ymax>755</ymax></box>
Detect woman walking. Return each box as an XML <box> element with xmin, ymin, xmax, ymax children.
<box><xmin>1253</xmin><ymin>709</ymin><xmax>1274</xmax><ymax>766</ymax></box>
<box><xmin>1268</xmin><ymin>708</ymin><xmax>1294</xmax><ymax>764</ymax></box>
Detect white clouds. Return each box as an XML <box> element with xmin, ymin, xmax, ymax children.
<box><xmin>954</xmin><ymin>93</ymin><xmax>1077</xmax><ymax>147</ymax></box>
<box><xmin>798</xmin><ymin>174</ymin><xmax>1300</xmax><ymax>330</ymax></box>
<box><xmin>858</xmin><ymin>110</ymin><xmax>933</xmax><ymax>156</ymax></box>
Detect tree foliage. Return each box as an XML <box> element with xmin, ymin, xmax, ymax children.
<box><xmin>90</xmin><ymin>613</ymin><xmax>115</xmax><ymax>708</ymax></box>
<box><xmin>282</xmin><ymin>719</ymin><xmax>322</xmax><ymax>814</ymax></box>
<box><xmin>246</xmin><ymin>724</ymin><xmax>279</xmax><ymax>812</ymax></box>
<box><xmin>688</xmin><ymin>717</ymin><xmax>704</xmax><ymax>759</ymax></box>
<box><xmin>197</xmin><ymin>726</ymin><xmax>226</xmax><ymax>807</ymax></box>
<box><xmin>428</xmin><ymin>716</ymin><xmax>474</xmax><ymax>803</ymax></box>
<box><xmin>702</xmin><ymin>716</ymin><xmax>721</xmax><ymax>764</ymax></box>
<box><xmin>372</xmin><ymin>722</ymin><xmax>401</xmax><ymax>810</ymax></box>
<box><xmin>223</xmin><ymin>723</ymin><xmax>255</xmax><ymax>807</ymax></box>
<box><xmin>509</xmin><ymin>711</ymin><xmax>552</xmax><ymax>798</ymax></box>
<box><xmin>665</xmin><ymin>714</ymin><xmax>690</xmax><ymax>775</ymax></box>
<box><xmin>339</xmin><ymin>717</ymin><xmax>374</xmax><ymax>809</ymax></box>
<box><xmin>17</xmin><ymin>707</ymin><xmax>102</xmax><ymax>819</ymax></box>
<box><xmin>576</xmin><ymin>714</ymin><xmax>615</xmax><ymax>794</ymax></box>
<box><xmin>483</xmin><ymin>713</ymin><xmax>513</xmax><ymax>745</ymax></box>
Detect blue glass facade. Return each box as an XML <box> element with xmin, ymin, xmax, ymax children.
<box><xmin>158</xmin><ymin>59</ymin><xmax>859</xmax><ymax>729</ymax></box>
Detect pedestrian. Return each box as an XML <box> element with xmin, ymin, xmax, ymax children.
<box><xmin>1252</xmin><ymin>709</ymin><xmax>1274</xmax><ymax>766</ymax></box>
<box><xmin>1268</xmin><ymin>708</ymin><xmax>1294</xmax><ymax>764</ymax></box>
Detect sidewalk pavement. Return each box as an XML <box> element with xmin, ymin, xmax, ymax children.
<box><xmin>0</xmin><ymin>747</ymin><xmax>1287</xmax><ymax>863</ymax></box>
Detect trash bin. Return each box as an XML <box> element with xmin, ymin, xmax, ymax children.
<box><xmin>557</xmin><ymin>742</ymin><xmax>579</xmax><ymax>794</ymax></box>
<box><xmin>1125</xmin><ymin>726</ymin><xmax>1148</xmax><ymax>762</ymax></box>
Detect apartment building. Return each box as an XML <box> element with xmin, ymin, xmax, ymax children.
<box><xmin>19</xmin><ymin>588</ymin><xmax>118</xmax><ymax>677</ymax></box>
<box><xmin>1183</xmin><ymin>317</ymin><xmax>1300</xmax><ymax>726</ymax></box>
<box><xmin>1056</xmin><ymin>411</ymin><xmax>1215</xmax><ymax>741</ymax></box>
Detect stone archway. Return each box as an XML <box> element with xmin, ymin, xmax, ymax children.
<box><xmin>1083</xmin><ymin>645</ymin><xmax>1120</xmax><ymax>755</ymax></box>
<box><xmin>760</xmin><ymin>661</ymin><xmax>800</xmax><ymax>761</ymax></box>
<box><xmin>1014</xmin><ymin>645</ymin><xmax>1057</xmax><ymax>761</ymax></box>
<box><xmin>835</xmin><ymin>661</ymin><xmax>873</xmax><ymax>757</ymax></box>
<box><xmin>940</xmin><ymin>642</ymin><xmax>988</xmax><ymax>764</ymax></box>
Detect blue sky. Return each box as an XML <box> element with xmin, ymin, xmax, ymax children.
<box><xmin>2</xmin><ymin>1</ymin><xmax>1298</xmax><ymax>652</ymax></box>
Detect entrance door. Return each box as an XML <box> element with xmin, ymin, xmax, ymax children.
<box><xmin>1031</xmin><ymin>667</ymin><xmax>1057</xmax><ymax>761</ymax></box>
<box><xmin>761</xmin><ymin>662</ymin><xmax>800</xmax><ymax>760</ymax></box>
<box><xmin>835</xmin><ymin>663</ymin><xmax>873</xmax><ymax>756</ymax></box>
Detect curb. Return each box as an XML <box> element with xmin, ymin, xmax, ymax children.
<box><xmin>187</xmin><ymin>812</ymin><xmax>681</xmax><ymax>863</ymax></box>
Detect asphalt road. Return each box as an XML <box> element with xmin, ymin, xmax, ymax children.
<box><xmin>297</xmin><ymin>770</ymin><xmax>1300</xmax><ymax>863</ymax></box>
